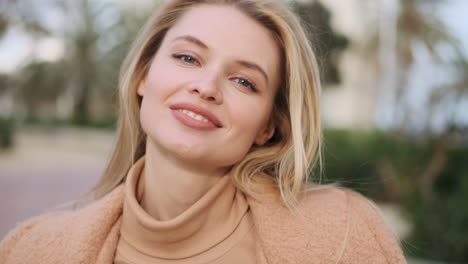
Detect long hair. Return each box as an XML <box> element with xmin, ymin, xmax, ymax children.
<box><xmin>90</xmin><ymin>0</ymin><xmax>322</xmax><ymax>210</ymax></box>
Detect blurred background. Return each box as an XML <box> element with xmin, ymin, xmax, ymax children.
<box><xmin>0</xmin><ymin>0</ymin><xmax>467</xmax><ymax>262</ymax></box>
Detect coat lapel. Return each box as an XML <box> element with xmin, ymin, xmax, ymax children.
<box><xmin>77</xmin><ymin>185</ymin><xmax>125</xmax><ymax>264</ymax></box>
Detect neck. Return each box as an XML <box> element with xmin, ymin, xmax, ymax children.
<box><xmin>140</xmin><ymin>140</ymin><xmax>228</xmax><ymax>221</ymax></box>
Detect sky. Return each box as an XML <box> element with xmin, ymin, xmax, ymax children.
<box><xmin>0</xmin><ymin>0</ymin><xmax>467</xmax><ymax>73</ymax></box>
<box><xmin>440</xmin><ymin>0</ymin><xmax>468</xmax><ymax>57</ymax></box>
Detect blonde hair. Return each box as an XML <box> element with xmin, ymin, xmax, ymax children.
<box><xmin>91</xmin><ymin>0</ymin><xmax>322</xmax><ymax>209</ymax></box>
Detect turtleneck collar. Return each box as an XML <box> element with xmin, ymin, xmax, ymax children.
<box><xmin>118</xmin><ymin>156</ymin><xmax>251</xmax><ymax>260</ymax></box>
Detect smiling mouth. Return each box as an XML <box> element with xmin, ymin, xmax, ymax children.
<box><xmin>178</xmin><ymin>109</ymin><xmax>209</xmax><ymax>122</ymax></box>
<box><xmin>170</xmin><ymin>103</ymin><xmax>223</xmax><ymax>128</ymax></box>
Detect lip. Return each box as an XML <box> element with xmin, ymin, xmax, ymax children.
<box><xmin>170</xmin><ymin>103</ymin><xmax>223</xmax><ymax>129</ymax></box>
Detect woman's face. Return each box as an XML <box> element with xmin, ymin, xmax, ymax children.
<box><xmin>138</xmin><ymin>4</ymin><xmax>281</xmax><ymax>171</ymax></box>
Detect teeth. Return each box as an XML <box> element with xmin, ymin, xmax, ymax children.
<box><xmin>179</xmin><ymin>109</ymin><xmax>209</xmax><ymax>122</ymax></box>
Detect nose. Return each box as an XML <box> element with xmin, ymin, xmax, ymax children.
<box><xmin>188</xmin><ymin>72</ymin><xmax>223</xmax><ymax>104</ymax></box>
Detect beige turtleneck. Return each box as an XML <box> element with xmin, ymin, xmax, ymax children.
<box><xmin>114</xmin><ymin>157</ymin><xmax>256</xmax><ymax>264</ymax></box>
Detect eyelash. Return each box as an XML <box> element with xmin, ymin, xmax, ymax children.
<box><xmin>172</xmin><ymin>53</ymin><xmax>258</xmax><ymax>93</ymax></box>
<box><xmin>172</xmin><ymin>53</ymin><xmax>199</xmax><ymax>65</ymax></box>
<box><xmin>233</xmin><ymin>78</ymin><xmax>258</xmax><ymax>92</ymax></box>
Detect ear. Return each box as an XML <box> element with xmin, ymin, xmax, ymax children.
<box><xmin>137</xmin><ymin>80</ymin><xmax>145</xmax><ymax>96</ymax></box>
<box><xmin>254</xmin><ymin>119</ymin><xmax>275</xmax><ymax>146</ymax></box>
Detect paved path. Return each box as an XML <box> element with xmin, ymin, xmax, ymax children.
<box><xmin>0</xmin><ymin>127</ymin><xmax>114</xmax><ymax>238</ymax></box>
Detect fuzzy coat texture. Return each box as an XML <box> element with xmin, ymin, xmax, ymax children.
<box><xmin>0</xmin><ymin>183</ymin><xmax>407</xmax><ymax>264</ymax></box>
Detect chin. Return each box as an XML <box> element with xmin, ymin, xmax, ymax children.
<box><xmin>157</xmin><ymin>138</ymin><xmax>213</xmax><ymax>162</ymax></box>
<box><xmin>147</xmin><ymin>130</ymin><xmax>251</xmax><ymax>169</ymax></box>
<box><xmin>170</xmin><ymin>146</ymin><xmax>240</xmax><ymax>170</ymax></box>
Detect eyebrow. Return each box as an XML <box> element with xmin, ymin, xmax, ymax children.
<box><xmin>235</xmin><ymin>60</ymin><xmax>269</xmax><ymax>84</ymax></box>
<box><xmin>172</xmin><ymin>35</ymin><xmax>208</xmax><ymax>49</ymax></box>
<box><xmin>171</xmin><ymin>35</ymin><xmax>269</xmax><ymax>84</ymax></box>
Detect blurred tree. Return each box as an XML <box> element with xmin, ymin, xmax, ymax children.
<box><xmin>322</xmin><ymin>128</ymin><xmax>468</xmax><ymax>262</ymax></box>
<box><xmin>384</xmin><ymin>0</ymin><xmax>467</xmax><ymax>200</ymax></box>
<box><xmin>373</xmin><ymin>1</ymin><xmax>468</xmax><ymax>260</ymax></box>
<box><xmin>290</xmin><ymin>0</ymin><xmax>349</xmax><ymax>85</ymax></box>
<box><xmin>16</xmin><ymin>60</ymin><xmax>67</xmax><ymax>120</ymax></box>
<box><xmin>55</xmin><ymin>0</ymin><xmax>156</xmax><ymax>125</ymax></box>
<box><xmin>1</xmin><ymin>0</ymin><xmax>61</xmax><ymax>124</ymax></box>
<box><xmin>59</xmin><ymin>0</ymin><xmax>111</xmax><ymax>124</ymax></box>
<box><xmin>1</xmin><ymin>0</ymin><xmax>155</xmax><ymax>126</ymax></box>
<box><xmin>386</xmin><ymin>0</ymin><xmax>461</xmax><ymax>133</ymax></box>
<box><xmin>0</xmin><ymin>72</ymin><xmax>10</xmax><ymax>94</ymax></box>
<box><xmin>91</xmin><ymin>3</ymin><xmax>156</xmax><ymax>125</ymax></box>
<box><xmin>0</xmin><ymin>0</ymin><xmax>50</xmax><ymax>39</ymax></box>
<box><xmin>427</xmin><ymin>57</ymin><xmax>468</xmax><ymax>132</ymax></box>
<box><xmin>350</xmin><ymin>0</ymin><xmax>467</xmax><ymax>205</ymax></box>
<box><xmin>316</xmin><ymin>1</ymin><xmax>468</xmax><ymax>260</ymax></box>
<box><xmin>0</xmin><ymin>14</ymin><xmax>7</xmax><ymax>38</ymax></box>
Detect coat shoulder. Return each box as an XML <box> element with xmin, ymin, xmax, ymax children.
<box><xmin>0</xmin><ymin>185</ymin><xmax>125</xmax><ymax>264</ymax></box>
<box><xmin>0</xmin><ymin>211</ymin><xmax>70</xmax><ymax>263</ymax></box>
<box><xmin>336</xmin><ymin>189</ymin><xmax>407</xmax><ymax>264</ymax></box>
<box><xmin>248</xmin><ymin>186</ymin><xmax>407</xmax><ymax>264</ymax></box>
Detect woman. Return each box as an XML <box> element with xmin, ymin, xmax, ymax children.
<box><xmin>0</xmin><ymin>0</ymin><xmax>406</xmax><ymax>263</ymax></box>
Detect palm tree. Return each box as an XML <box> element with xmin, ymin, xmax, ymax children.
<box><xmin>290</xmin><ymin>0</ymin><xmax>349</xmax><ymax>85</ymax></box>
<box><xmin>59</xmin><ymin>0</ymin><xmax>103</xmax><ymax>124</ymax></box>
<box><xmin>3</xmin><ymin>0</ymin><xmax>157</xmax><ymax>125</ymax></box>
<box><xmin>60</xmin><ymin>0</ymin><xmax>156</xmax><ymax>125</ymax></box>
<box><xmin>379</xmin><ymin>0</ymin><xmax>460</xmax><ymax>133</ymax></box>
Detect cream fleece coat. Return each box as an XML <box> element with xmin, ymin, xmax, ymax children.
<box><xmin>0</xmin><ymin>184</ymin><xmax>406</xmax><ymax>264</ymax></box>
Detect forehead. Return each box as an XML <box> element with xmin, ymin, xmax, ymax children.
<box><xmin>163</xmin><ymin>5</ymin><xmax>281</xmax><ymax>86</ymax></box>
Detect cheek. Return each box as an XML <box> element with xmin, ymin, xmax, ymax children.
<box><xmin>138</xmin><ymin>95</ymin><xmax>156</xmax><ymax>137</ymax></box>
<box><xmin>138</xmin><ymin>80</ymin><xmax>167</xmax><ymax>137</ymax></box>
<box><xmin>140</xmin><ymin>68</ymin><xmax>181</xmax><ymax>116</ymax></box>
<box><xmin>229</xmin><ymin>99</ymin><xmax>272</xmax><ymax>138</ymax></box>
<box><xmin>145</xmin><ymin>71</ymin><xmax>174</xmax><ymax>97</ymax></box>
<box><xmin>220</xmin><ymin>106</ymin><xmax>271</xmax><ymax>165</ymax></box>
<box><xmin>143</xmin><ymin>53</ymin><xmax>182</xmax><ymax>97</ymax></box>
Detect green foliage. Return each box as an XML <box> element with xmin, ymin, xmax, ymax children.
<box><xmin>0</xmin><ymin>117</ymin><xmax>14</xmax><ymax>149</ymax></box>
<box><xmin>321</xmin><ymin>129</ymin><xmax>425</xmax><ymax>201</ymax></box>
<box><xmin>20</xmin><ymin>116</ymin><xmax>117</xmax><ymax>130</ymax></box>
<box><xmin>16</xmin><ymin>61</ymin><xmax>67</xmax><ymax>119</ymax></box>
<box><xmin>0</xmin><ymin>14</ymin><xmax>7</xmax><ymax>38</ymax></box>
<box><xmin>321</xmin><ymin>129</ymin><xmax>468</xmax><ymax>262</ymax></box>
<box><xmin>406</xmin><ymin>148</ymin><xmax>468</xmax><ymax>262</ymax></box>
<box><xmin>290</xmin><ymin>1</ymin><xmax>349</xmax><ymax>85</ymax></box>
<box><xmin>73</xmin><ymin>117</ymin><xmax>116</xmax><ymax>130</ymax></box>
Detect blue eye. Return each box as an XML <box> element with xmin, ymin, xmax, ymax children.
<box><xmin>234</xmin><ymin>78</ymin><xmax>257</xmax><ymax>92</ymax></box>
<box><xmin>173</xmin><ymin>54</ymin><xmax>199</xmax><ymax>65</ymax></box>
